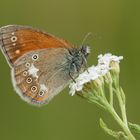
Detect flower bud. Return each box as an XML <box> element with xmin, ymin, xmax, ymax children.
<box><xmin>93</xmin><ymin>77</ymin><xmax>104</xmax><ymax>89</ymax></box>
<box><xmin>104</xmin><ymin>72</ymin><xmax>113</xmax><ymax>85</ymax></box>
<box><xmin>110</xmin><ymin>61</ymin><xmax>120</xmax><ymax>75</ymax></box>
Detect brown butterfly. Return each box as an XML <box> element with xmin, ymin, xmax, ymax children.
<box><xmin>0</xmin><ymin>25</ymin><xmax>90</xmax><ymax>106</ymax></box>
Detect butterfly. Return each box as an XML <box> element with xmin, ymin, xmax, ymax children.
<box><xmin>0</xmin><ymin>25</ymin><xmax>90</xmax><ymax>106</ymax></box>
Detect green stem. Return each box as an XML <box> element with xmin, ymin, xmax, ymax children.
<box><xmin>109</xmin><ymin>83</ymin><xmax>113</xmax><ymax>106</ymax></box>
<box><xmin>114</xmin><ymin>75</ymin><xmax>128</xmax><ymax>126</ymax></box>
<box><xmin>99</xmin><ymin>86</ymin><xmax>108</xmax><ymax>102</ymax></box>
<box><xmin>105</xmin><ymin>102</ymin><xmax>136</xmax><ymax>140</ymax></box>
<box><xmin>116</xmin><ymin>87</ymin><xmax>128</xmax><ymax>126</ymax></box>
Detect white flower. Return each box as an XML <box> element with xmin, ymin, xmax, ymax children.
<box><xmin>69</xmin><ymin>53</ymin><xmax>123</xmax><ymax>96</ymax></box>
<box><xmin>98</xmin><ymin>53</ymin><xmax>123</xmax><ymax>67</ymax></box>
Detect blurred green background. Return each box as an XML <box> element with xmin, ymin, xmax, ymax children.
<box><xmin>0</xmin><ymin>0</ymin><xmax>140</xmax><ymax>140</ymax></box>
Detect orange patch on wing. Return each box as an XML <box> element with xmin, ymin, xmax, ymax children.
<box><xmin>8</xmin><ymin>28</ymin><xmax>73</xmax><ymax>65</ymax></box>
<box><xmin>33</xmin><ymin>94</ymin><xmax>49</xmax><ymax>102</ymax></box>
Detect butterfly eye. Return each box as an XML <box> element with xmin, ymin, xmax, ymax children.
<box><xmin>23</xmin><ymin>71</ymin><xmax>28</xmax><ymax>76</ymax></box>
<box><xmin>39</xmin><ymin>91</ymin><xmax>45</xmax><ymax>96</ymax></box>
<box><xmin>26</xmin><ymin>77</ymin><xmax>32</xmax><ymax>84</ymax></box>
<box><xmin>32</xmin><ymin>54</ymin><xmax>39</xmax><ymax>61</ymax></box>
<box><xmin>31</xmin><ymin>86</ymin><xmax>38</xmax><ymax>93</ymax></box>
<box><xmin>25</xmin><ymin>62</ymin><xmax>31</xmax><ymax>68</ymax></box>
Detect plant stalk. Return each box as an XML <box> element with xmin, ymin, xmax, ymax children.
<box><xmin>105</xmin><ymin>102</ymin><xmax>136</xmax><ymax>140</ymax></box>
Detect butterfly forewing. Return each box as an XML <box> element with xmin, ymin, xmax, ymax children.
<box><xmin>0</xmin><ymin>25</ymin><xmax>73</xmax><ymax>67</ymax></box>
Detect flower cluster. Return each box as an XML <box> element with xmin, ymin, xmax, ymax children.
<box><xmin>69</xmin><ymin>53</ymin><xmax>123</xmax><ymax>96</ymax></box>
<box><xmin>69</xmin><ymin>53</ymin><xmax>139</xmax><ymax>140</ymax></box>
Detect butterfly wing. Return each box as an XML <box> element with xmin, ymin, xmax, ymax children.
<box><xmin>12</xmin><ymin>48</ymin><xmax>74</xmax><ymax>106</ymax></box>
<box><xmin>0</xmin><ymin>25</ymin><xmax>77</xmax><ymax>106</ymax></box>
<box><xmin>0</xmin><ymin>25</ymin><xmax>73</xmax><ymax>67</ymax></box>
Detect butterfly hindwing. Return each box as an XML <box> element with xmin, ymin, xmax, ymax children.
<box><xmin>12</xmin><ymin>48</ymin><xmax>73</xmax><ymax>106</ymax></box>
<box><xmin>0</xmin><ymin>25</ymin><xmax>73</xmax><ymax>67</ymax></box>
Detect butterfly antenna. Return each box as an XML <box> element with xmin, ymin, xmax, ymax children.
<box><xmin>81</xmin><ymin>32</ymin><xmax>93</xmax><ymax>46</ymax></box>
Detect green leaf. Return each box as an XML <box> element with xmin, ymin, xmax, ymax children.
<box><xmin>129</xmin><ymin>122</ymin><xmax>140</xmax><ymax>135</ymax></box>
<box><xmin>99</xmin><ymin>118</ymin><xmax>128</xmax><ymax>140</ymax></box>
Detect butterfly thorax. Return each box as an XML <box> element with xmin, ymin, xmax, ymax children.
<box><xmin>68</xmin><ymin>45</ymin><xmax>90</xmax><ymax>76</ymax></box>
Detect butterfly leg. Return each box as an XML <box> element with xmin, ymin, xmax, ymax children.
<box><xmin>69</xmin><ymin>70</ymin><xmax>76</xmax><ymax>83</ymax></box>
<box><xmin>84</xmin><ymin>63</ymin><xmax>89</xmax><ymax>73</ymax></box>
<box><xmin>81</xmin><ymin>55</ymin><xmax>89</xmax><ymax>73</ymax></box>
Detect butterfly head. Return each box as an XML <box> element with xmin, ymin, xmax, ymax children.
<box><xmin>80</xmin><ymin>45</ymin><xmax>90</xmax><ymax>58</ymax></box>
